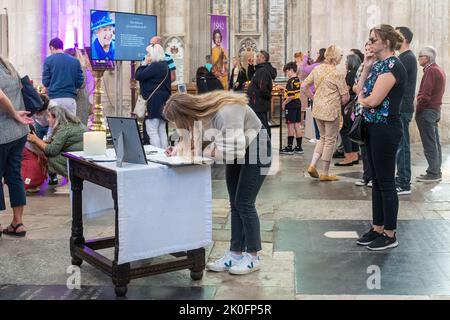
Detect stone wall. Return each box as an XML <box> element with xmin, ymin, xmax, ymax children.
<box><xmin>310</xmin><ymin>0</ymin><xmax>450</xmax><ymax>142</ymax></box>
<box><xmin>1</xmin><ymin>0</ymin><xmax>449</xmax><ymax>140</ymax></box>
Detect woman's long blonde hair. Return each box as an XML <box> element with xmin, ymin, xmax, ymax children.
<box><xmin>164</xmin><ymin>91</ymin><xmax>248</xmax><ymax>131</ymax></box>
<box><xmin>164</xmin><ymin>91</ymin><xmax>248</xmax><ymax>158</ymax></box>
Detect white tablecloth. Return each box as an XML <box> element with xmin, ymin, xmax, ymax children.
<box><xmin>69</xmin><ymin>147</ymin><xmax>213</xmax><ymax>265</ymax></box>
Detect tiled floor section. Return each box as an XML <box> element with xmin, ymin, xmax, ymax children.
<box><xmin>0</xmin><ymin>128</ymin><xmax>449</xmax><ymax>300</ymax></box>
<box><xmin>275</xmin><ymin>220</ymin><xmax>450</xmax><ymax>296</ymax></box>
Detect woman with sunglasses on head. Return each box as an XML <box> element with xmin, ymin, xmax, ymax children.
<box><xmin>355</xmin><ymin>25</ymin><xmax>407</xmax><ymax>251</ymax></box>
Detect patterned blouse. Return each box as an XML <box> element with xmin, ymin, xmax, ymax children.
<box><xmin>362</xmin><ymin>56</ymin><xmax>407</xmax><ymax>124</ymax></box>
<box><xmin>302</xmin><ymin>64</ymin><xmax>348</xmax><ymax>122</ymax></box>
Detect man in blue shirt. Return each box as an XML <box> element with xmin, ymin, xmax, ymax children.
<box><xmin>42</xmin><ymin>38</ymin><xmax>84</xmax><ymax>116</ymax></box>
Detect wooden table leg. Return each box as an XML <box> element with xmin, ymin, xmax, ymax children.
<box><xmin>111</xmin><ymin>188</ymin><xmax>130</xmax><ymax>297</ymax></box>
<box><xmin>188</xmin><ymin>248</ymin><xmax>205</xmax><ymax>281</ymax></box>
<box><xmin>70</xmin><ymin>170</ymin><xmax>85</xmax><ymax>267</ymax></box>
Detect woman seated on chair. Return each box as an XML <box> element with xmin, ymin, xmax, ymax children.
<box><xmin>27</xmin><ymin>105</ymin><xmax>86</xmax><ymax>178</ymax></box>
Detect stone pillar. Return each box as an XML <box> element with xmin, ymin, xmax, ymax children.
<box><xmin>6</xmin><ymin>0</ymin><xmax>44</xmax><ymax>81</ymax></box>
<box><xmin>287</xmin><ymin>0</ymin><xmax>310</xmax><ymax>60</ymax></box>
<box><xmin>268</xmin><ymin>0</ymin><xmax>286</xmax><ymax>74</ymax></box>
<box><xmin>189</xmin><ymin>0</ymin><xmax>210</xmax><ymax>84</ymax></box>
<box><xmin>411</xmin><ymin>0</ymin><xmax>450</xmax><ymax>141</ymax></box>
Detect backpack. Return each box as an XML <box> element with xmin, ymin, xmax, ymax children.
<box><xmin>21</xmin><ymin>147</ymin><xmax>48</xmax><ymax>190</ymax></box>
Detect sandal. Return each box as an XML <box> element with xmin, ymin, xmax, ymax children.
<box><xmin>3</xmin><ymin>223</ymin><xmax>27</xmax><ymax>238</ymax></box>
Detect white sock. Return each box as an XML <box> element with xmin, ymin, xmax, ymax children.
<box><xmin>230</xmin><ymin>252</ymin><xmax>243</xmax><ymax>260</ymax></box>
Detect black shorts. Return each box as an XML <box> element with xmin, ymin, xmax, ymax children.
<box><xmin>285</xmin><ymin>108</ymin><xmax>302</xmax><ymax>124</ymax></box>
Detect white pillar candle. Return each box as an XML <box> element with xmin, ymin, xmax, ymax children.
<box><xmin>83</xmin><ymin>132</ymin><xmax>107</xmax><ymax>156</ymax></box>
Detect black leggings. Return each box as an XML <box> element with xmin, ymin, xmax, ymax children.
<box><xmin>365</xmin><ymin>118</ymin><xmax>402</xmax><ymax>231</ymax></box>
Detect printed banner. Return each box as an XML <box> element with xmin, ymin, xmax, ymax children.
<box><xmin>210</xmin><ymin>15</ymin><xmax>229</xmax><ymax>90</ymax></box>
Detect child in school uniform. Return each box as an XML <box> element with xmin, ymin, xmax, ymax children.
<box><xmin>281</xmin><ymin>62</ymin><xmax>304</xmax><ymax>155</ymax></box>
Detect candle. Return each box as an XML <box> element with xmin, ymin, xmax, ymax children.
<box><xmin>83</xmin><ymin>131</ymin><xmax>107</xmax><ymax>156</ymax></box>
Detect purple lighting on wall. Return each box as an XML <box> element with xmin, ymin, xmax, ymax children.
<box><xmin>41</xmin><ymin>0</ymin><xmax>48</xmax><ymax>64</ymax></box>
<box><xmin>43</xmin><ymin>0</ymin><xmax>86</xmax><ymax>52</ymax></box>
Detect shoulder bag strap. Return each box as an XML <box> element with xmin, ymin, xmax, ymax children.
<box><xmin>144</xmin><ymin>66</ymin><xmax>170</xmax><ymax>103</ymax></box>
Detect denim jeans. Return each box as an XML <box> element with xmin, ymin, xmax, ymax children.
<box><xmin>416</xmin><ymin>109</ymin><xmax>442</xmax><ymax>177</ymax></box>
<box><xmin>0</xmin><ymin>136</ymin><xmax>27</xmax><ymax>211</ymax></box>
<box><xmin>361</xmin><ymin>144</ymin><xmax>372</xmax><ymax>183</ymax></box>
<box><xmin>226</xmin><ymin>163</ymin><xmax>267</xmax><ymax>253</ymax></box>
<box><xmin>396</xmin><ymin>113</ymin><xmax>413</xmax><ymax>189</ymax></box>
<box><xmin>366</xmin><ymin>118</ymin><xmax>403</xmax><ymax>231</ymax></box>
<box><xmin>227</xmin><ymin>132</ymin><xmax>272</xmax><ymax>253</ymax></box>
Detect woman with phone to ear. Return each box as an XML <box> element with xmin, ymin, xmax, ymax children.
<box><xmin>136</xmin><ymin>44</ymin><xmax>172</xmax><ymax>149</ymax></box>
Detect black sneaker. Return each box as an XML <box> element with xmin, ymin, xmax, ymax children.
<box><xmin>397</xmin><ymin>186</ymin><xmax>412</xmax><ymax>196</ymax></box>
<box><xmin>280</xmin><ymin>146</ymin><xmax>294</xmax><ymax>155</ymax></box>
<box><xmin>367</xmin><ymin>233</ymin><xmax>398</xmax><ymax>251</ymax></box>
<box><xmin>416</xmin><ymin>174</ymin><xmax>442</xmax><ymax>183</ymax></box>
<box><xmin>48</xmin><ymin>174</ymin><xmax>59</xmax><ymax>186</ymax></box>
<box><xmin>356</xmin><ymin>228</ymin><xmax>382</xmax><ymax>246</ymax></box>
<box><xmin>294</xmin><ymin>146</ymin><xmax>304</xmax><ymax>155</ymax></box>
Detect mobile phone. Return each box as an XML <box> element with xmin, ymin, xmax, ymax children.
<box><xmin>29</xmin><ymin>125</ymin><xmax>36</xmax><ymax>134</ymax></box>
<box><xmin>178</xmin><ymin>84</ymin><xmax>187</xmax><ymax>94</ymax></box>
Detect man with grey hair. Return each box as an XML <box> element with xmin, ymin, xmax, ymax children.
<box><xmin>416</xmin><ymin>46</ymin><xmax>447</xmax><ymax>183</ymax></box>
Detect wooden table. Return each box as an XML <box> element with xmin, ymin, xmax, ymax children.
<box><xmin>65</xmin><ymin>153</ymin><xmax>206</xmax><ymax>297</ymax></box>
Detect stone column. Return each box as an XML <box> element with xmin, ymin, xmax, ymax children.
<box><xmin>6</xmin><ymin>0</ymin><xmax>44</xmax><ymax>82</ymax></box>
<box><xmin>268</xmin><ymin>0</ymin><xmax>287</xmax><ymax>74</ymax></box>
<box><xmin>188</xmin><ymin>0</ymin><xmax>210</xmax><ymax>84</ymax></box>
<box><xmin>287</xmin><ymin>0</ymin><xmax>310</xmax><ymax>59</ymax></box>
<box><xmin>411</xmin><ymin>0</ymin><xmax>450</xmax><ymax>141</ymax></box>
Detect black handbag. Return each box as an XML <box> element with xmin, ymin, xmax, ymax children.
<box><xmin>20</xmin><ymin>75</ymin><xmax>43</xmax><ymax>115</ymax></box>
<box><xmin>348</xmin><ymin>114</ymin><xmax>367</xmax><ymax>145</ymax></box>
<box><xmin>342</xmin><ymin>97</ymin><xmax>357</xmax><ymax>129</ymax></box>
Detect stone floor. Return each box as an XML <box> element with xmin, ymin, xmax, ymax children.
<box><xmin>1</xmin><ymin>128</ymin><xmax>450</xmax><ymax>300</ymax></box>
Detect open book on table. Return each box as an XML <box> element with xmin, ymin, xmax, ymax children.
<box><xmin>146</xmin><ymin>151</ymin><xmax>214</xmax><ymax>167</ymax></box>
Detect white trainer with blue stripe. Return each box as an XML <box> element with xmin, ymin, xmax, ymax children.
<box><xmin>206</xmin><ymin>251</ymin><xmax>242</xmax><ymax>272</ymax></box>
<box><xmin>229</xmin><ymin>253</ymin><xmax>261</xmax><ymax>275</ymax></box>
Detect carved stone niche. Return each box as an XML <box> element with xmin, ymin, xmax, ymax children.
<box><xmin>165</xmin><ymin>37</ymin><xmax>185</xmax><ymax>84</ymax></box>
<box><xmin>237</xmin><ymin>37</ymin><xmax>259</xmax><ymax>69</ymax></box>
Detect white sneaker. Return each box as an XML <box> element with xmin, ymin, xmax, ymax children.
<box><xmin>229</xmin><ymin>253</ymin><xmax>261</xmax><ymax>275</ymax></box>
<box><xmin>355</xmin><ymin>180</ymin><xmax>367</xmax><ymax>187</ymax></box>
<box><xmin>367</xmin><ymin>181</ymin><xmax>373</xmax><ymax>188</ymax></box>
<box><xmin>206</xmin><ymin>252</ymin><xmax>242</xmax><ymax>272</ymax></box>
<box><xmin>26</xmin><ymin>187</ymin><xmax>40</xmax><ymax>194</ymax></box>
<box><xmin>397</xmin><ymin>187</ymin><xmax>412</xmax><ymax>195</ymax></box>
<box><xmin>309</xmin><ymin>139</ymin><xmax>318</xmax><ymax>144</ymax></box>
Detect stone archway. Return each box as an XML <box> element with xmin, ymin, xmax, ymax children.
<box><xmin>238</xmin><ymin>38</ymin><xmax>258</xmax><ymax>69</ymax></box>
